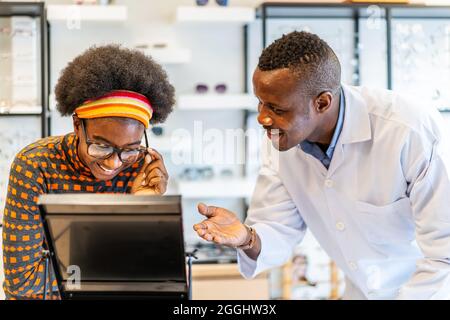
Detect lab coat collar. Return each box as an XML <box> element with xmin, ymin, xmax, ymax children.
<box><xmin>339</xmin><ymin>84</ymin><xmax>372</xmax><ymax>145</ymax></box>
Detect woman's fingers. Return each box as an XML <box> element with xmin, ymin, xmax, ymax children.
<box><xmin>145</xmin><ymin>167</ymin><xmax>165</xmax><ymax>181</ymax></box>
<box><xmin>135</xmin><ymin>154</ymin><xmax>152</xmax><ymax>182</ymax></box>
<box><xmin>132</xmin><ymin>150</ymin><xmax>169</xmax><ymax>194</ymax></box>
<box><xmin>148</xmin><ymin>148</ymin><xmax>163</xmax><ymax>161</ymax></box>
<box><xmin>146</xmin><ymin>148</ymin><xmax>169</xmax><ymax>177</ymax></box>
<box><xmin>148</xmin><ymin>176</ymin><xmax>163</xmax><ymax>184</ymax></box>
<box><xmin>144</xmin><ymin>153</ymin><xmax>152</xmax><ymax>166</ymax></box>
<box><xmin>142</xmin><ymin>176</ymin><xmax>165</xmax><ymax>187</ymax></box>
<box><xmin>140</xmin><ymin>168</ymin><xmax>167</xmax><ymax>194</ymax></box>
<box><xmin>140</xmin><ymin>149</ymin><xmax>168</xmax><ymax>177</ymax></box>
<box><xmin>143</xmin><ymin>162</ymin><xmax>168</xmax><ymax>179</ymax></box>
<box><xmin>142</xmin><ymin>166</ymin><xmax>167</xmax><ymax>189</ymax></box>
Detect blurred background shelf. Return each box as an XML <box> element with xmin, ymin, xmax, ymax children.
<box><xmin>175</xmin><ymin>6</ymin><xmax>255</xmax><ymax>25</ymax></box>
<box><xmin>139</xmin><ymin>47</ymin><xmax>191</xmax><ymax>65</ymax></box>
<box><xmin>0</xmin><ymin>106</ymin><xmax>42</xmax><ymax>115</ymax></box>
<box><xmin>177</xmin><ymin>94</ymin><xmax>257</xmax><ymax>110</ymax></box>
<box><xmin>47</xmin><ymin>5</ymin><xmax>128</xmax><ymax>22</ymax></box>
<box><xmin>177</xmin><ymin>178</ymin><xmax>255</xmax><ymax>199</ymax></box>
<box><xmin>148</xmin><ymin>135</ymin><xmax>191</xmax><ymax>153</ymax></box>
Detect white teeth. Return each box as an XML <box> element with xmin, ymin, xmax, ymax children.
<box><xmin>99</xmin><ymin>165</ymin><xmax>114</xmax><ymax>173</ymax></box>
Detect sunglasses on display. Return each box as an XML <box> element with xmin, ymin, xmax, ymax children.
<box><xmin>178</xmin><ymin>167</ymin><xmax>234</xmax><ymax>181</ymax></box>
<box><xmin>179</xmin><ymin>167</ymin><xmax>214</xmax><ymax>181</ymax></box>
<box><xmin>195</xmin><ymin>83</ymin><xmax>227</xmax><ymax>94</ymax></box>
<box><xmin>196</xmin><ymin>0</ymin><xmax>228</xmax><ymax>6</ymax></box>
<box><xmin>81</xmin><ymin>119</ymin><xmax>149</xmax><ymax>164</ymax></box>
<box><xmin>134</xmin><ymin>43</ymin><xmax>168</xmax><ymax>50</ymax></box>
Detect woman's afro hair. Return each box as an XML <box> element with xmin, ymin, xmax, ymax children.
<box><xmin>55</xmin><ymin>44</ymin><xmax>175</xmax><ymax>124</ymax></box>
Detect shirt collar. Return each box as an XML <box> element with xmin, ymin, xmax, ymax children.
<box><xmin>339</xmin><ymin>84</ymin><xmax>372</xmax><ymax>145</ymax></box>
<box><xmin>298</xmin><ymin>88</ymin><xmax>345</xmax><ymax>157</ymax></box>
<box><xmin>325</xmin><ymin>88</ymin><xmax>345</xmax><ymax>158</ymax></box>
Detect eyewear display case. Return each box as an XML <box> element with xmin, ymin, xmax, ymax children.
<box><xmin>0</xmin><ymin>1</ymin><xmax>49</xmax><ymax>217</ymax></box>
<box><xmin>250</xmin><ymin>2</ymin><xmax>450</xmax><ymax>111</ymax></box>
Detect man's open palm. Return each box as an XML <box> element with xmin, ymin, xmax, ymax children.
<box><xmin>193</xmin><ymin>203</ymin><xmax>248</xmax><ymax>248</ymax></box>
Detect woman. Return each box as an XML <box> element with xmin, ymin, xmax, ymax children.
<box><xmin>2</xmin><ymin>45</ymin><xmax>175</xmax><ymax>299</ymax></box>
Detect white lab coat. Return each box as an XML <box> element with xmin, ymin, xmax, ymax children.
<box><xmin>238</xmin><ymin>84</ymin><xmax>450</xmax><ymax>300</ymax></box>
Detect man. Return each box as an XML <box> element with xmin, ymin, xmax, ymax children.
<box><xmin>194</xmin><ymin>31</ymin><xmax>450</xmax><ymax>299</ymax></box>
<box><xmin>2</xmin><ymin>45</ymin><xmax>174</xmax><ymax>299</ymax></box>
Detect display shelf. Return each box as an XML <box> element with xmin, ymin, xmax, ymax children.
<box><xmin>140</xmin><ymin>47</ymin><xmax>191</xmax><ymax>65</ymax></box>
<box><xmin>0</xmin><ymin>2</ymin><xmax>43</xmax><ymax>16</ymax></box>
<box><xmin>0</xmin><ymin>106</ymin><xmax>42</xmax><ymax>115</ymax></box>
<box><xmin>0</xmin><ymin>2</ymin><xmax>48</xmax><ymax>136</ymax></box>
<box><xmin>177</xmin><ymin>94</ymin><xmax>257</xmax><ymax>111</ymax></box>
<box><xmin>176</xmin><ymin>6</ymin><xmax>255</xmax><ymax>25</ymax></box>
<box><xmin>47</xmin><ymin>4</ymin><xmax>127</xmax><ymax>22</ymax></box>
<box><xmin>177</xmin><ymin>178</ymin><xmax>255</xmax><ymax>199</ymax></box>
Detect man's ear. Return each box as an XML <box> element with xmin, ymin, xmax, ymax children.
<box><xmin>314</xmin><ymin>91</ymin><xmax>333</xmax><ymax>114</ymax></box>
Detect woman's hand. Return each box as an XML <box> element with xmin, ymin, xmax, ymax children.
<box><xmin>131</xmin><ymin>148</ymin><xmax>169</xmax><ymax>195</ymax></box>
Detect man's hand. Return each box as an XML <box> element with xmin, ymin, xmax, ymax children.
<box><xmin>131</xmin><ymin>148</ymin><xmax>169</xmax><ymax>195</ymax></box>
<box><xmin>193</xmin><ymin>203</ymin><xmax>250</xmax><ymax>248</ymax></box>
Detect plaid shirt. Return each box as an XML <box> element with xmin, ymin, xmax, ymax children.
<box><xmin>2</xmin><ymin>132</ymin><xmax>143</xmax><ymax>300</ymax></box>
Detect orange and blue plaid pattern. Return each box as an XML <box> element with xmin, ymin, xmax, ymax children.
<box><xmin>2</xmin><ymin>132</ymin><xmax>143</xmax><ymax>300</ymax></box>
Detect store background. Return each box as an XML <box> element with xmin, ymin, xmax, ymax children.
<box><xmin>1</xmin><ymin>0</ymin><xmax>450</xmax><ymax>300</ymax></box>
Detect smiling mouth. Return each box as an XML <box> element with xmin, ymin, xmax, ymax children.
<box><xmin>96</xmin><ymin>163</ymin><xmax>118</xmax><ymax>175</ymax></box>
<box><xmin>266</xmin><ymin>129</ymin><xmax>284</xmax><ymax>139</ymax></box>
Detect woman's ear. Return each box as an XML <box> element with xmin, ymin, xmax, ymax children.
<box><xmin>73</xmin><ymin>115</ymin><xmax>81</xmax><ymax>137</ymax></box>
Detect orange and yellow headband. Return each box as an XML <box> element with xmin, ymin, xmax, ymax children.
<box><xmin>75</xmin><ymin>90</ymin><xmax>153</xmax><ymax>129</ymax></box>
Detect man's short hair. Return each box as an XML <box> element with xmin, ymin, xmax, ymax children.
<box><xmin>258</xmin><ymin>31</ymin><xmax>342</xmax><ymax>98</ymax></box>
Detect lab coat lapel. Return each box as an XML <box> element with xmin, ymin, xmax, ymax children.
<box><xmin>327</xmin><ymin>85</ymin><xmax>372</xmax><ymax>177</ymax></box>
<box><xmin>327</xmin><ymin>141</ymin><xmax>344</xmax><ymax>178</ymax></box>
<box><xmin>297</xmin><ymin>145</ymin><xmax>328</xmax><ymax>177</ymax></box>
